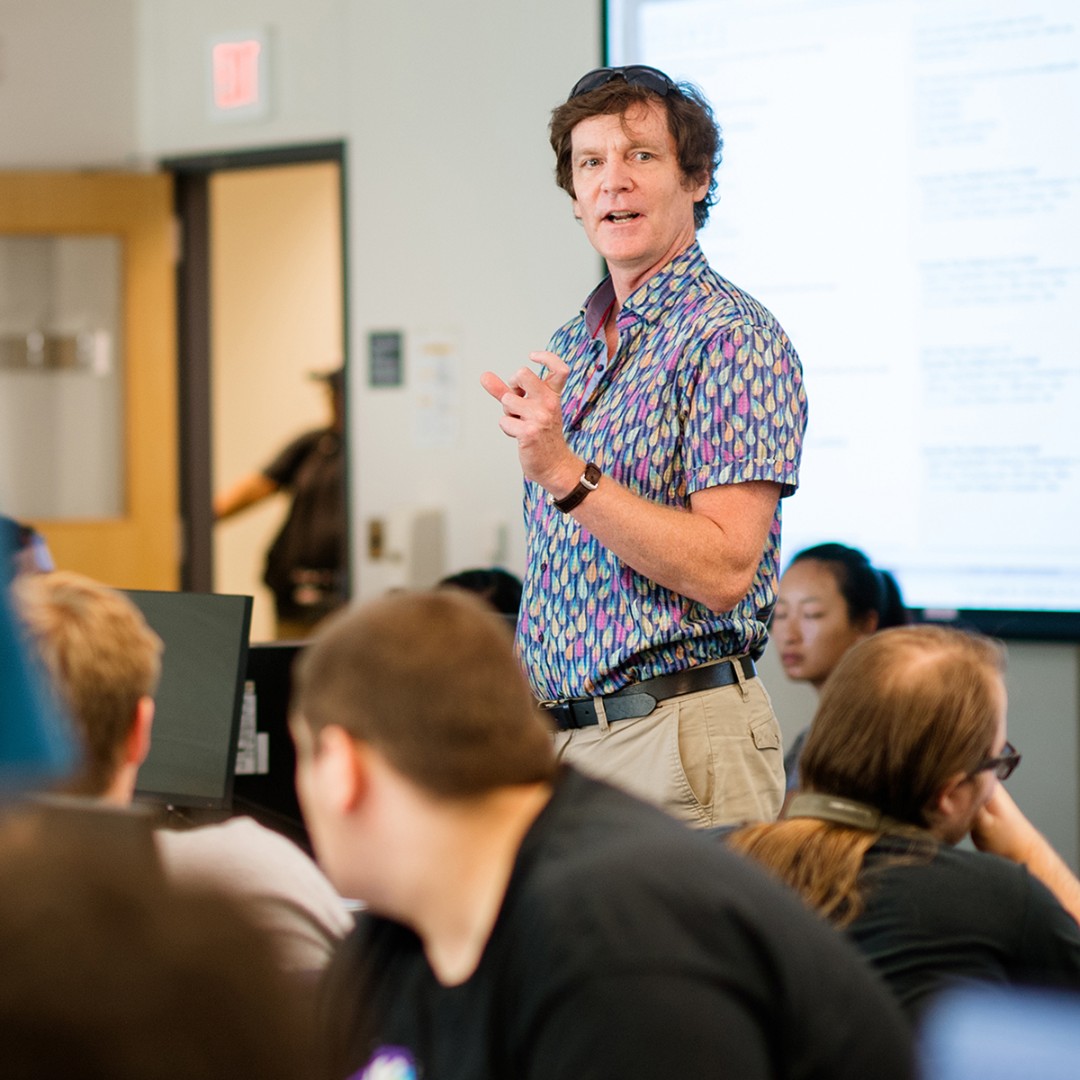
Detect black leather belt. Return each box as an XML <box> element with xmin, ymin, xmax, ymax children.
<box><xmin>541</xmin><ymin>656</ymin><xmax>756</xmax><ymax>731</ymax></box>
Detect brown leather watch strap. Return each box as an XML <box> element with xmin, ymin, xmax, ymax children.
<box><xmin>552</xmin><ymin>462</ymin><xmax>601</xmax><ymax>513</ymax></box>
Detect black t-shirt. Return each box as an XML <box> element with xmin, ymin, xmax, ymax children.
<box><xmin>261</xmin><ymin>428</ymin><xmax>346</xmax><ymax>610</ymax></box>
<box><xmin>320</xmin><ymin>768</ymin><xmax>913</xmax><ymax>1080</ymax></box>
<box><xmin>850</xmin><ymin>834</ymin><xmax>1080</xmax><ymax>1019</ymax></box>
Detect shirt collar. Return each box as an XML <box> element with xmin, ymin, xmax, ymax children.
<box><xmin>581</xmin><ymin>241</ymin><xmax>709</xmax><ymax>337</ymax></box>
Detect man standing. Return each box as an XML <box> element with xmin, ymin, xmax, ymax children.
<box><xmin>482</xmin><ymin>66</ymin><xmax>807</xmax><ymax>825</ymax></box>
<box><xmin>292</xmin><ymin>588</ymin><xmax>912</xmax><ymax>1080</ymax></box>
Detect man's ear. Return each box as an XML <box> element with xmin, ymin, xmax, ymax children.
<box><xmin>313</xmin><ymin>725</ymin><xmax>369</xmax><ymax>814</ymax></box>
<box><xmin>925</xmin><ymin>771</ymin><xmax>973</xmax><ymax>835</ymax></box>
<box><xmin>125</xmin><ymin>696</ymin><xmax>154</xmax><ymax>768</ymax></box>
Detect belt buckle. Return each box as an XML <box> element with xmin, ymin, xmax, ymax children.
<box><xmin>538</xmin><ymin>700</ymin><xmax>572</xmax><ymax>730</ymax></box>
<box><xmin>538</xmin><ymin>698</ymin><xmax>589</xmax><ymax>732</ymax></box>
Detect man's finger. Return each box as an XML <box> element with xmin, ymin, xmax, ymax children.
<box><xmin>501</xmin><ymin>391</ymin><xmax>526</xmax><ymax>419</ymax></box>
<box><xmin>480</xmin><ymin>371</ymin><xmax>511</xmax><ymax>402</ymax></box>
<box><xmin>530</xmin><ymin>351</ymin><xmax>570</xmax><ymax>393</ymax></box>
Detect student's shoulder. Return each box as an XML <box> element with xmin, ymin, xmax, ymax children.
<box><xmin>517</xmin><ymin>771</ymin><xmax>800</xmax><ymax>933</ymax></box>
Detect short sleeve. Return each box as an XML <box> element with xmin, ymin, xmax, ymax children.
<box><xmin>685</xmin><ymin>321</ymin><xmax>806</xmax><ymax>497</ymax></box>
<box><xmin>263</xmin><ymin>430</ymin><xmax>321</xmax><ymax>487</ymax></box>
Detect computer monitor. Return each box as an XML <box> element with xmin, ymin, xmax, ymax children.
<box><xmin>231</xmin><ymin>641</ymin><xmax>310</xmax><ymax>852</ymax></box>
<box><xmin>124</xmin><ymin>590</ymin><xmax>252</xmax><ymax>811</ymax></box>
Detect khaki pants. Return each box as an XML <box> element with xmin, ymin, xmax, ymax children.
<box><xmin>552</xmin><ymin>675</ymin><xmax>785</xmax><ymax>828</ymax></box>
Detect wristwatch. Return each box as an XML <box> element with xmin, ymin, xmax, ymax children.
<box><xmin>552</xmin><ymin>462</ymin><xmax>601</xmax><ymax>513</ymax></box>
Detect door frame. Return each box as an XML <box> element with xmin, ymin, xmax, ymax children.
<box><xmin>162</xmin><ymin>141</ymin><xmax>351</xmax><ymax>596</ymax></box>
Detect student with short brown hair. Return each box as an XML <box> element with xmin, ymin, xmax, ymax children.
<box><xmin>293</xmin><ymin>588</ymin><xmax>913</xmax><ymax>1080</ymax></box>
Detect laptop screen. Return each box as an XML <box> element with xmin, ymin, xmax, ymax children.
<box><xmin>125</xmin><ymin>590</ymin><xmax>252</xmax><ymax>811</ymax></box>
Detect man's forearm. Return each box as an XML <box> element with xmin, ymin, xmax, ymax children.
<box><xmin>1024</xmin><ymin>838</ymin><xmax>1080</xmax><ymax>925</ymax></box>
<box><xmin>563</xmin><ymin>472</ymin><xmax>779</xmax><ymax>612</ymax></box>
<box><xmin>973</xmin><ymin>787</ymin><xmax>1080</xmax><ymax>925</ymax></box>
<box><xmin>213</xmin><ymin>472</ymin><xmax>279</xmax><ymax>520</ymax></box>
<box><xmin>483</xmin><ymin>356</ymin><xmax>782</xmax><ymax>612</ymax></box>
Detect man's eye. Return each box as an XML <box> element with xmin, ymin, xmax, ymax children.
<box><xmin>579</xmin><ymin>158</ymin><xmax>601</xmax><ymax>169</ymax></box>
<box><xmin>636</xmin><ymin>151</ymin><xmax>653</xmax><ymax>161</ymax></box>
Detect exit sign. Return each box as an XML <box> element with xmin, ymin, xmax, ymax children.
<box><xmin>208</xmin><ymin>30</ymin><xmax>271</xmax><ymax>121</ymax></box>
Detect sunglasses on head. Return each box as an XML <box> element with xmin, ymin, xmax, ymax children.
<box><xmin>568</xmin><ymin>65</ymin><xmax>679</xmax><ymax>100</ymax></box>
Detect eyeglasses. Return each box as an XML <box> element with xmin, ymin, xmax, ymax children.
<box><xmin>971</xmin><ymin>740</ymin><xmax>1021</xmax><ymax>782</ymax></box>
<box><xmin>568</xmin><ymin>65</ymin><xmax>679</xmax><ymax>100</ymax></box>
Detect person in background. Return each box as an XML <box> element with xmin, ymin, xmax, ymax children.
<box><xmin>481</xmin><ymin>65</ymin><xmax>807</xmax><ymax>828</ymax></box>
<box><xmin>0</xmin><ymin>522</ymin><xmax>73</xmax><ymax>796</ymax></box>
<box><xmin>292</xmin><ymin>588</ymin><xmax>912</xmax><ymax>1080</ymax></box>
<box><xmin>11</xmin><ymin>570</ymin><xmax>354</xmax><ymax>972</ymax></box>
<box><xmin>728</xmin><ymin>625</ymin><xmax>1080</xmax><ymax>1022</ymax></box>
<box><xmin>0</xmin><ymin>514</ymin><xmax>54</xmax><ymax>579</ymax></box>
<box><xmin>771</xmin><ymin>542</ymin><xmax>908</xmax><ymax>790</ymax></box>
<box><xmin>214</xmin><ymin>368</ymin><xmax>347</xmax><ymax>639</ymax></box>
<box><xmin>437</xmin><ymin>566</ymin><xmax>523</xmax><ymax>617</ymax></box>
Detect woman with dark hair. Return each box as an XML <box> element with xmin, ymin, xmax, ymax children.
<box><xmin>772</xmin><ymin>543</ymin><xmax>908</xmax><ymax>790</ymax></box>
<box><xmin>437</xmin><ymin>567</ymin><xmax>523</xmax><ymax>617</ymax></box>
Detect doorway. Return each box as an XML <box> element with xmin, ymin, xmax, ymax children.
<box><xmin>167</xmin><ymin>143</ymin><xmax>350</xmax><ymax>641</ymax></box>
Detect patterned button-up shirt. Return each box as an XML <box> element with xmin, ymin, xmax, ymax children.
<box><xmin>518</xmin><ymin>242</ymin><xmax>807</xmax><ymax>701</ymax></box>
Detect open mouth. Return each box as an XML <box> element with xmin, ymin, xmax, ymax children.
<box><xmin>605</xmin><ymin>211</ymin><xmax>641</xmax><ymax>223</ymax></box>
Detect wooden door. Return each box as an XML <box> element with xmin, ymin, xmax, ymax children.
<box><xmin>0</xmin><ymin>172</ymin><xmax>178</xmax><ymax>589</ymax></box>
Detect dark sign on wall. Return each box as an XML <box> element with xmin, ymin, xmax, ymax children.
<box><xmin>368</xmin><ymin>330</ymin><xmax>403</xmax><ymax>388</ymax></box>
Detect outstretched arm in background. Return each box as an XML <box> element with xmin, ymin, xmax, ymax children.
<box><xmin>213</xmin><ymin>473</ymin><xmax>280</xmax><ymax>522</ymax></box>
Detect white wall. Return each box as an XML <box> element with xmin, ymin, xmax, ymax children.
<box><xmin>337</xmin><ymin>1</ymin><xmax>601</xmax><ymax>592</ymax></box>
<box><xmin>0</xmin><ymin>0</ymin><xmax>138</xmax><ymax>168</ymax></box>
<box><xmin>0</xmin><ymin>0</ymin><xmax>1076</xmax><ymax>865</ymax></box>
<box><xmin>134</xmin><ymin>0</ymin><xmax>349</xmax><ymax>157</ymax></box>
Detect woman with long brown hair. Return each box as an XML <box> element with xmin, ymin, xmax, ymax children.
<box><xmin>729</xmin><ymin>625</ymin><xmax>1080</xmax><ymax>1020</ymax></box>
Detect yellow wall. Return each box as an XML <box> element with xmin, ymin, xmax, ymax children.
<box><xmin>210</xmin><ymin>162</ymin><xmax>343</xmax><ymax>641</ymax></box>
